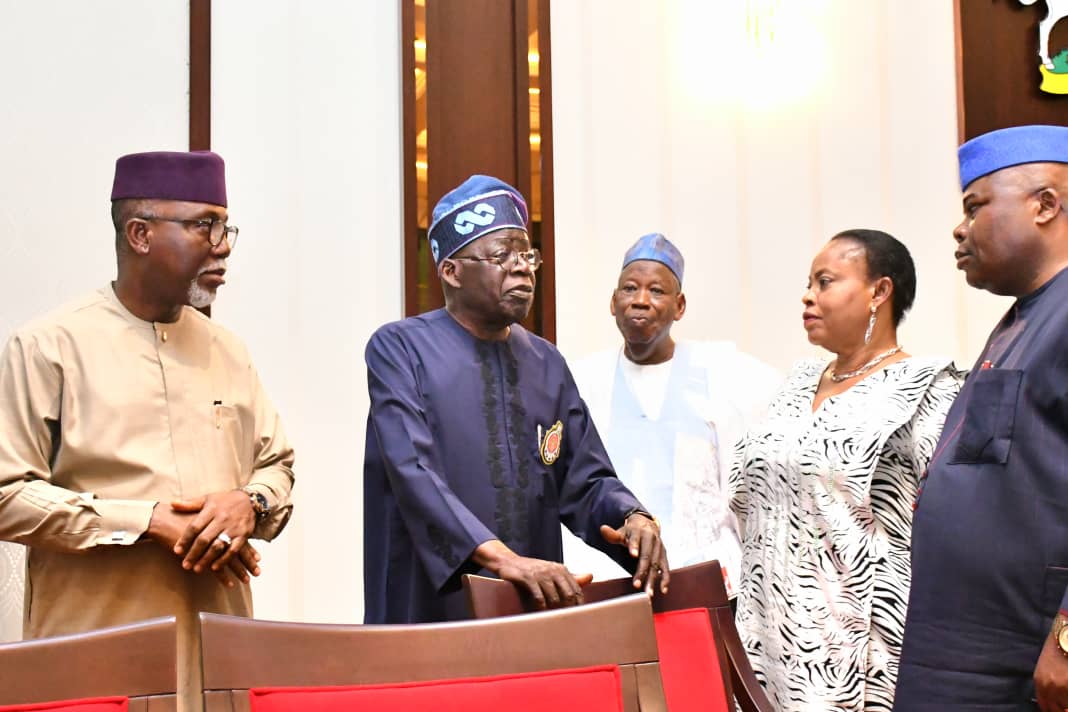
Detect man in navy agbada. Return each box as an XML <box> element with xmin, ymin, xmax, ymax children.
<box><xmin>363</xmin><ymin>175</ymin><xmax>669</xmax><ymax>623</ymax></box>
<box><xmin>895</xmin><ymin>125</ymin><xmax>1068</xmax><ymax>711</ymax></box>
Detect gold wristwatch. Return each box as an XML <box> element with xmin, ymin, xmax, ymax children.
<box><xmin>1054</xmin><ymin>618</ymin><xmax>1068</xmax><ymax>657</ymax></box>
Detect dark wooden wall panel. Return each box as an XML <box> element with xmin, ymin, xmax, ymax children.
<box><xmin>189</xmin><ymin>0</ymin><xmax>212</xmax><ymax>318</ymax></box>
<box><xmin>189</xmin><ymin>0</ymin><xmax>212</xmax><ymax>151</ymax></box>
<box><xmin>957</xmin><ymin>0</ymin><xmax>1068</xmax><ymax>142</ymax></box>
<box><xmin>535</xmin><ymin>0</ymin><xmax>556</xmax><ymax>343</ymax></box>
<box><xmin>402</xmin><ymin>0</ymin><xmax>557</xmax><ymax>337</ymax></box>
<box><xmin>512</xmin><ymin>0</ymin><xmax>533</xmax><ymax>207</ymax></box>
<box><xmin>426</xmin><ymin>1</ymin><xmax>520</xmax><ymax>199</ymax></box>
<box><xmin>402</xmin><ymin>0</ymin><xmax>420</xmax><ymax>317</ymax></box>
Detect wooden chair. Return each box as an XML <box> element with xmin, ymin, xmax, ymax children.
<box><xmin>198</xmin><ymin>593</ymin><xmax>667</xmax><ymax>712</ymax></box>
<box><xmin>463</xmin><ymin>560</ymin><xmax>775</xmax><ymax>712</ymax></box>
<box><xmin>0</xmin><ymin>616</ymin><xmax>178</xmax><ymax>711</ymax></box>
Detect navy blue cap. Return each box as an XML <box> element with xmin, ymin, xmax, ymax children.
<box><xmin>959</xmin><ymin>125</ymin><xmax>1068</xmax><ymax>190</ymax></box>
<box><xmin>622</xmin><ymin>233</ymin><xmax>685</xmax><ymax>286</ymax></box>
<box><xmin>427</xmin><ymin>175</ymin><xmax>529</xmax><ymax>264</ymax></box>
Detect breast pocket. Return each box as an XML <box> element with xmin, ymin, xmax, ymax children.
<box><xmin>950</xmin><ymin>369</ymin><xmax>1023</xmax><ymax>465</ymax></box>
<box><xmin>531</xmin><ymin>444</ymin><xmax>559</xmax><ymax>507</ymax></box>
<box><xmin>212</xmin><ymin>403</ymin><xmax>248</xmax><ymax>477</ymax></box>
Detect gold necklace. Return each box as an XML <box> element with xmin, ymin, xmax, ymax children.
<box><xmin>829</xmin><ymin>346</ymin><xmax>902</xmax><ymax>383</ymax></box>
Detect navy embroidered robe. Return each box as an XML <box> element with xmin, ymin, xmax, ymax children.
<box><xmin>363</xmin><ymin>309</ymin><xmax>643</xmax><ymax>623</ymax></box>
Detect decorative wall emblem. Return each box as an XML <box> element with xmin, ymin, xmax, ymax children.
<box><xmin>1021</xmin><ymin>0</ymin><xmax>1068</xmax><ymax>94</ymax></box>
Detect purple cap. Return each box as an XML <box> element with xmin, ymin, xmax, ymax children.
<box><xmin>110</xmin><ymin>151</ymin><xmax>227</xmax><ymax>207</ymax></box>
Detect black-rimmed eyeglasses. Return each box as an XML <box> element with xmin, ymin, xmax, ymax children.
<box><xmin>136</xmin><ymin>215</ymin><xmax>239</xmax><ymax>248</ymax></box>
<box><xmin>452</xmin><ymin>248</ymin><xmax>542</xmax><ymax>272</ymax></box>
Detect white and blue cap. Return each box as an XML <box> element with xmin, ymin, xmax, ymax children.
<box><xmin>427</xmin><ymin>175</ymin><xmax>529</xmax><ymax>264</ymax></box>
<box><xmin>959</xmin><ymin>124</ymin><xmax>1068</xmax><ymax>190</ymax></box>
<box><xmin>622</xmin><ymin>233</ymin><xmax>685</xmax><ymax>286</ymax></box>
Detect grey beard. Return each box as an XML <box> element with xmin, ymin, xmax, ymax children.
<box><xmin>187</xmin><ymin>279</ymin><xmax>217</xmax><ymax>308</ymax></box>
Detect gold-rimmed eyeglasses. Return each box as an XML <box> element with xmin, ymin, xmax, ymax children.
<box><xmin>452</xmin><ymin>248</ymin><xmax>542</xmax><ymax>272</ymax></box>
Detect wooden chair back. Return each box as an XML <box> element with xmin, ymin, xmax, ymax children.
<box><xmin>0</xmin><ymin>616</ymin><xmax>178</xmax><ymax>711</ymax></box>
<box><xmin>199</xmin><ymin>593</ymin><xmax>666</xmax><ymax>712</ymax></box>
<box><xmin>463</xmin><ymin>560</ymin><xmax>775</xmax><ymax>712</ymax></box>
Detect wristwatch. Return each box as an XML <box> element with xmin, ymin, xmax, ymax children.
<box><xmin>242</xmin><ymin>486</ymin><xmax>271</xmax><ymax>524</ymax></box>
<box><xmin>1055</xmin><ymin>618</ymin><xmax>1068</xmax><ymax>658</ymax></box>
<box><xmin>623</xmin><ymin>507</ymin><xmax>661</xmax><ymax>533</ymax></box>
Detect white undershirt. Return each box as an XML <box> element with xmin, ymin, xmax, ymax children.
<box><xmin>618</xmin><ymin>353</ymin><xmax>673</xmax><ymax>420</ymax></box>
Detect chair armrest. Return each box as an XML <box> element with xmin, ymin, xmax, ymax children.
<box><xmin>710</xmin><ymin>608</ymin><xmax>775</xmax><ymax>712</ymax></box>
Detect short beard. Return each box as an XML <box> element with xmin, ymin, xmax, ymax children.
<box><xmin>187</xmin><ymin>279</ymin><xmax>217</xmax><ymax>308</ymax></box>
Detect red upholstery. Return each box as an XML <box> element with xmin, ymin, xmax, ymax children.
<box><xmin>249</xmin><ymin>665</ymin><xmax>623</xmax><ymax>712</ymax></box>
<box><xmin>654</xmin><ymin>609</ymin><xmax>730</xmax><ymax>712</ymax></box>
<box><xmin>0</xmin><ymin>698</ymin><xmax>127</xmax><ymax>712</ymax></box>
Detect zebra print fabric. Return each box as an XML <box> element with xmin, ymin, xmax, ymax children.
<box><xmin>730</xmin><ymin>357</ymin><xmax>963</xmax><ymax>711</ymax></box>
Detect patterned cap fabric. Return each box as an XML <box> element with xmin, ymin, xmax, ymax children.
<box><xmin>427</xmin><ymin>175</ymin><xmax>529</xmax><ymax>264</ymax></box>
<box><xmin>111</xmin><ymin>150</ymin><xmax>227</xmax><ymax>207</ymax></box>
<box><xmin>621</xmin><ymin>233</ymin><xmax>685</xmax><ymax>286</ymax></box>
<box><xmin>959</xmin><ymin>124</ymin><xmax>1068</xmax><ymax>190</ymax></box>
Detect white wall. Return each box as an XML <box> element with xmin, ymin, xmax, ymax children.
<box><xmin>551</xmin><ymin>0</ymin><xmax>1008</xmax><ymax>369</ymax></box>
<box><xmin>211</xmin><ymin>0</ymin><xmax>402</xmax><ymax>625</ymax></box>
<box><xmin>0</xmin><ymin>0</ymin><xmax>189</xmax><ymax>345</ymax></box>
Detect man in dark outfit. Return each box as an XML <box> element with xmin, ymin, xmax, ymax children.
<box><xmin>363</xmin><ymin>175</ymin><xmax>669</xmax><ymax>624</ymax></box>
<box><xmin>895</xmin><ymin>125</ymin><xmax>1068</xmax><ymax>711</ymax></box>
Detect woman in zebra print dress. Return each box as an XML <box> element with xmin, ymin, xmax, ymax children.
<box><xmin>730</xmin><ymin>230</ymin><xmax>963</xmax><ymax>711</ymax></box>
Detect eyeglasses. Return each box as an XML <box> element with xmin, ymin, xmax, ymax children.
<box><xmin>452</xmin><ymin>248</ymin><xmax>542</xmax><ymax>272</ymax></box>
<box><xmin>136</xmin><ymin>215</ymin><xmax>239</xmax><ymax>248</ymax></box>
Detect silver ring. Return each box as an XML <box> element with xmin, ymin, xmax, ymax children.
<box><xmin>217</xmin><ymin>532</ymin><xmax>233</xmax><ymax>545</ymax></box>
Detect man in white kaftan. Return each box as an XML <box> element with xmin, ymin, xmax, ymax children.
<box><xmin>563</xmin><ymin>234</ymin><xmax>780</xmax><ymax>595</ymax></box>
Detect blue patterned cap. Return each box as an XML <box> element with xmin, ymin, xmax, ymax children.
<box><xmin>622</xmin><ymin>233</ymin><xmax>684</xmax><ymax>286</ymax></box>
<box><xmin>427</xmin><ymin>175</ymin><xmax>529</xmax><ymax>264</ymax></box>
<box><xmin>959</xmin><ymin>124</ymin><xmax>1068</xmax><ymax>190</ymax></box>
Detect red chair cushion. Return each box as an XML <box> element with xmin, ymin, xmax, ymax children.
<box><xmin>654</xmin><ymin>608</ymin><xmax>729</xmax><ymax>712</ymax></box>
<box><xmin>249</xmin><ymin>665</ymin><xmax>622</xmax><ymax>712</ymax></box>
<box><xmin>0</xmin><ymin>698</ymin><xmax>127</xmax><ymax>712</ymax></box>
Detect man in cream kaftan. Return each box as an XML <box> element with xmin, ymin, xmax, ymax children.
<box><xmin>0</xmin><ymin>285</ymin><xmax>294</xmax><ymax>637</ymax></box>
<box><xmin>0</xmin><ymin>151</ymin><xmax>294</xmax><ymax>712</ymax></box>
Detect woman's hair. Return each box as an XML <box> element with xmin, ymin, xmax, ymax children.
<box><xmin>831</xmin><ymin>229</ymin><xmax>916</xmax><ymax>326</ymax></box>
